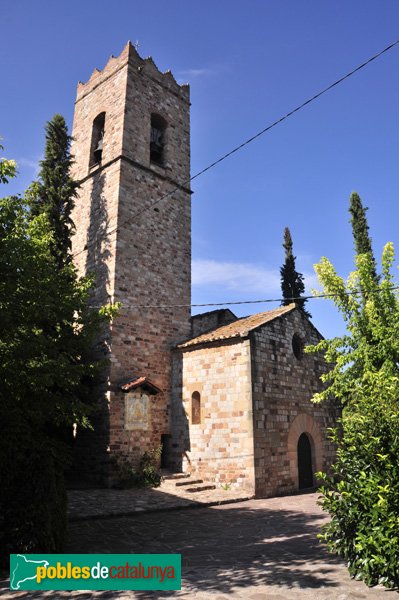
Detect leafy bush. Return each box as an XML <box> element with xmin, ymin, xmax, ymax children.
<box><xmin>308</xmin><ymin>233</ymin><xmax>399</xmax><ymax>589</ymax></box>
<box><xmin>318</xmin><ymin>405</ymin><xmax>399</xmax><ymax>588</ymax></box>
<box><xmin>116</xmin><ymin>446</ymin><xmax>163</xmax><ymax>488</ymax></box>
<box><xmin>307</xmin><ymin>237</ymin><xmax>399</xmax><ymax>588</ymax></box>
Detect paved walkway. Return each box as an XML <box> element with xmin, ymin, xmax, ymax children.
<box><xmin>68</xmin><ymin>478</ymin><xmax>253</xmax><ymax>521</ymax></box>
<box><xmin>0</xmin><ymin>493</ymin><xmax>395</xmax><ymax>599</ymax></box>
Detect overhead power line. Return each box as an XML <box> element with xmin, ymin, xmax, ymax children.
<box><xmin>88</xmin><ymin>285</ymin><xmax>399</xmax><ymax>309</ymax></box>
<box><xmin>73</xmin><ymin>38</ymin><xmax>399</xmax><ymax>260</ymax></box>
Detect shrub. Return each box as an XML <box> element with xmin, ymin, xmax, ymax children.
<box><xmin>307</xmin><ymin>234</ymin><xmax>399</xmax><ymax>589</ymax></box>
<box><xmin>116</xmin><ymin>446</ymin><xmax>163</xmax><ymax>488</ymax></box>
<box><xmin>317</xmin><ymin>406</ymin><xmax>399</xmax><ymax>588</ymax></box>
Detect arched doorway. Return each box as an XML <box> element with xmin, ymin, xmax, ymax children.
<box><xmin>287</xmin><ymin>414</ymin><xmax>323</xmax><ymax>490</ymax></box>
<box><xmin>297</xmin><ymin>433</ymin><xmax>313</xmax><ymax>489</ymax></box>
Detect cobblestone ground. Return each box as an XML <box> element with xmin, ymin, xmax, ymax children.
<box><xmin>67</xmin><ymin>480</ymin><xmax>252</xmax><ymax>521</ymax></box>
<box><xmin>0</xmin><ymin>493</ymin><xmax>395</xmax><ymax>599</ymax></box>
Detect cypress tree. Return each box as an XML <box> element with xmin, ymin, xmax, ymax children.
<box><xmin>349</xmin><ymin>192</ymin><xmax>378</xmax><ymax>283</ymax></box>
<box><xmin>280</xmin><ymin>227</ymin><xmax>310</xmax><ymax>317</ymax></box>
<box><xmin>31</xmin><ymin>114</ymin><xmax>79</xmax><ymax>268</ymax></box>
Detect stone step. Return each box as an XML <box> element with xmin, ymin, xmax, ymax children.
<box><xmin>186</xmin><ymin>485</ymin><xmax>216</xmax><ymax>493</ymax></box>
<box><xmin>161</xmin><ymin>473</ymin><xmax>190</xmax><ymax>481</ymax></box>
<box><xmin>175</xmin><ymin>479</ymin><xmax>203</xmax><ymax>487</ymax></box>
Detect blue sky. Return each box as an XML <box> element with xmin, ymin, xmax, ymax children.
<box><xmin>2</xmin><ymin>1</ymin><xmax>399</xmax><ymax>338</ymax></box>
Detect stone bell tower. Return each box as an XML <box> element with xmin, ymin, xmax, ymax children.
<box><xmin>70</xmin><ymin>42</ymin><xmax>191</xmax><ymax>480</ymax></box>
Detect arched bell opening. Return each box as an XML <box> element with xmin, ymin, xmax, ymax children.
<box><xmin>150</xmin><ymin>113</ymin><xmax>167</xmax><ymax>166</ymax></box>
<box><xmin>90</xmin><ymin>112</ymin><xmax>106</xmax><ymax>167</ymax></box>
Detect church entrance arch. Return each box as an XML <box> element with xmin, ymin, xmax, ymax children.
<box><xmin>287</xmin><ymin>413</ymin><xmax>323</xmax><ymax>490</ymax></box>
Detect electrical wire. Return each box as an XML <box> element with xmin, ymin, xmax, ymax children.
<box><xmin>87</xmin><ymin>285</ymin><xmax>399</xmax><ymax>309</ymax></box>
<box><xmin>72</xmin><ymin>38</ymin><xmax>399</xmax><ymax>260</ymax></box>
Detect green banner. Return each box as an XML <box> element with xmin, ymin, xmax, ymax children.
<box><xmin>10</xmin><ymin>553</ymin><xmax>181</xmax><ymax>591</ymax></box>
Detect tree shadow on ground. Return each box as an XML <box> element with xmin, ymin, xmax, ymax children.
<box><xmin>0</xmin><ymin>496</ymin><xmax>347</xmax><ymax>599</ymax></box>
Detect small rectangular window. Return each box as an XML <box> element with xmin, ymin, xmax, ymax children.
<box><xmin>191</xmin><ymin>391</ymin><xmax>201</xmax><ymax>425</ymax></box>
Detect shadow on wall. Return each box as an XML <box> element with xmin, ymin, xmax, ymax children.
<box><xmin>168</xmin><ymin>351</ymin><xmax>190</xmax><ymax>472</ymax></box>
<box><xmin>69</xmin><ymin>170</ymin><xmax>112</xmax><ymax>486</ymax></box>
<box><xmin>84</xmin><ymin>170</ymin><xmax>112</xmax><ymax>304</ymax></box>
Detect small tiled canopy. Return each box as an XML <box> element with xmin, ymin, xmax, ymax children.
<box><xmin>120</xmin><ymin>376</ymin><xmax>161</xmax><ymax>395</ymax></box>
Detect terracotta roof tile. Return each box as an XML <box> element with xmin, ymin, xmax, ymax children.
<box><xmin>120</xmin><ymin>376</ymin><xmax>162</xmax><ymax>395</ymax></box>
<box><xmin>178</xmin><ymin>304</ymin><xmax>296</xmax><ymax>348</ymax></box>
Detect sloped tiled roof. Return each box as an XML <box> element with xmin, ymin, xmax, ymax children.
<box><xmin>120</xmin><ymin>376</ymin><xmax>162</xmax><ymax>395</ymax></box>
<box><xmin>178</xmin><ymin>304</ymin><xmax>296</xmax><ymax>349</ymax></box>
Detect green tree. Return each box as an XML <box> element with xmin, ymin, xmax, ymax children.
<box><xmin>0</xmin><ymin>143</ymin><xmax>17</xmax><ymax>183</ymax></box>
<box><xmin>349</xmin><ymin>192</ymin><xmax>378</xmax><ymax>284</ymax></box>
<box><xmin>0</xmin><ymin>198</ymin><xmax>110</xmax><ymax>430</ymax></box>
<box><xmin>280</xmin><ymin>226</ymin><xmax>310</xmax><ymax>317</ymax></box>
<box><xmin>307</xmin><ymin>240</ymin><xmax>399</xmax><ymax>588</ymax></box>
<box><xmin>29</xmin><ymin>114</ymin><xmax>79</xmax><ymax>268</ymax></box>
<box><xmin>0</xmin><ymin>147</ymin><xmax>117</xmax><ymax>569</ymax></box>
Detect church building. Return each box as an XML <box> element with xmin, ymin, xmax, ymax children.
<box><xmin>70</xmin><ymin>43</ymin><xmax>338</xmax><ymax>497</ymax></box>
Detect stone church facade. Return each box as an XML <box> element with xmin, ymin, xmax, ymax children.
<box><xmin>172</xmin><ymin>304</ymin><xmax>338</xmax><ymax>497</ymax></box>
<box><xmin>70</xmin><ymin>43</ymin><xmax>338</xmax><ymax>496</ymax></box>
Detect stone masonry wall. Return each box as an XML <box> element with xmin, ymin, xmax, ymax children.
<box><xmin>251</xmin><ymin>309</ymin><xmax>339</xmax><ymax>497</ymax></box>
<box><xmin>70</xmin><ymin>47</ymin><xmax>129</xmax><ymax>481</ymax></box>
<box><xmin>191</xmin><ymin>309</ymin><xmax>237</xmax><ymax>338</ymax></box>
<box><xmin>108</xmin><ymin>44</ymin><xmax>191</xmax><ymax>463</ymax></box>
<box><xmin>178</xmin><ymin>340</ymin><xmax>255</xmax><ymax>492</ymax></box>
<box><xmin>70</xmin><ymin>42</ymin><xmax>191</xmax><ymax>479</ymax></box>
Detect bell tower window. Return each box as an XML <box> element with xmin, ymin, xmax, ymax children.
<box><xmin>150</xmin><ymin>114</ymin><xmax>167</xmax><ymax>166</ymax></box>
<box><xmin>90</xmin><ymin>112</ymin><xmax>106</xmax><ymax>167</ymax></box>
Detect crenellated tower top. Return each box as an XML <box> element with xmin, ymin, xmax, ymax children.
<box><xmin>76</xmin><ymin>41</ymin><xmax>189</xmax><ymax>104</ymax></box>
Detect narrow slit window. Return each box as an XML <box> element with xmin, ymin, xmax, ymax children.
<box><xmin>90</xmin><ymin>112</ymin><xmax>106</xmax><ymax>166</ymax></box>
<box><xmin>191</xmin><ymin>392</ymin><xmax>201</xmax><ymax>425</ymax></box>
<box><xmin>150</xmin><ymin>114</ymin><xmax>167</xmax><ymax>165</ymax></box>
